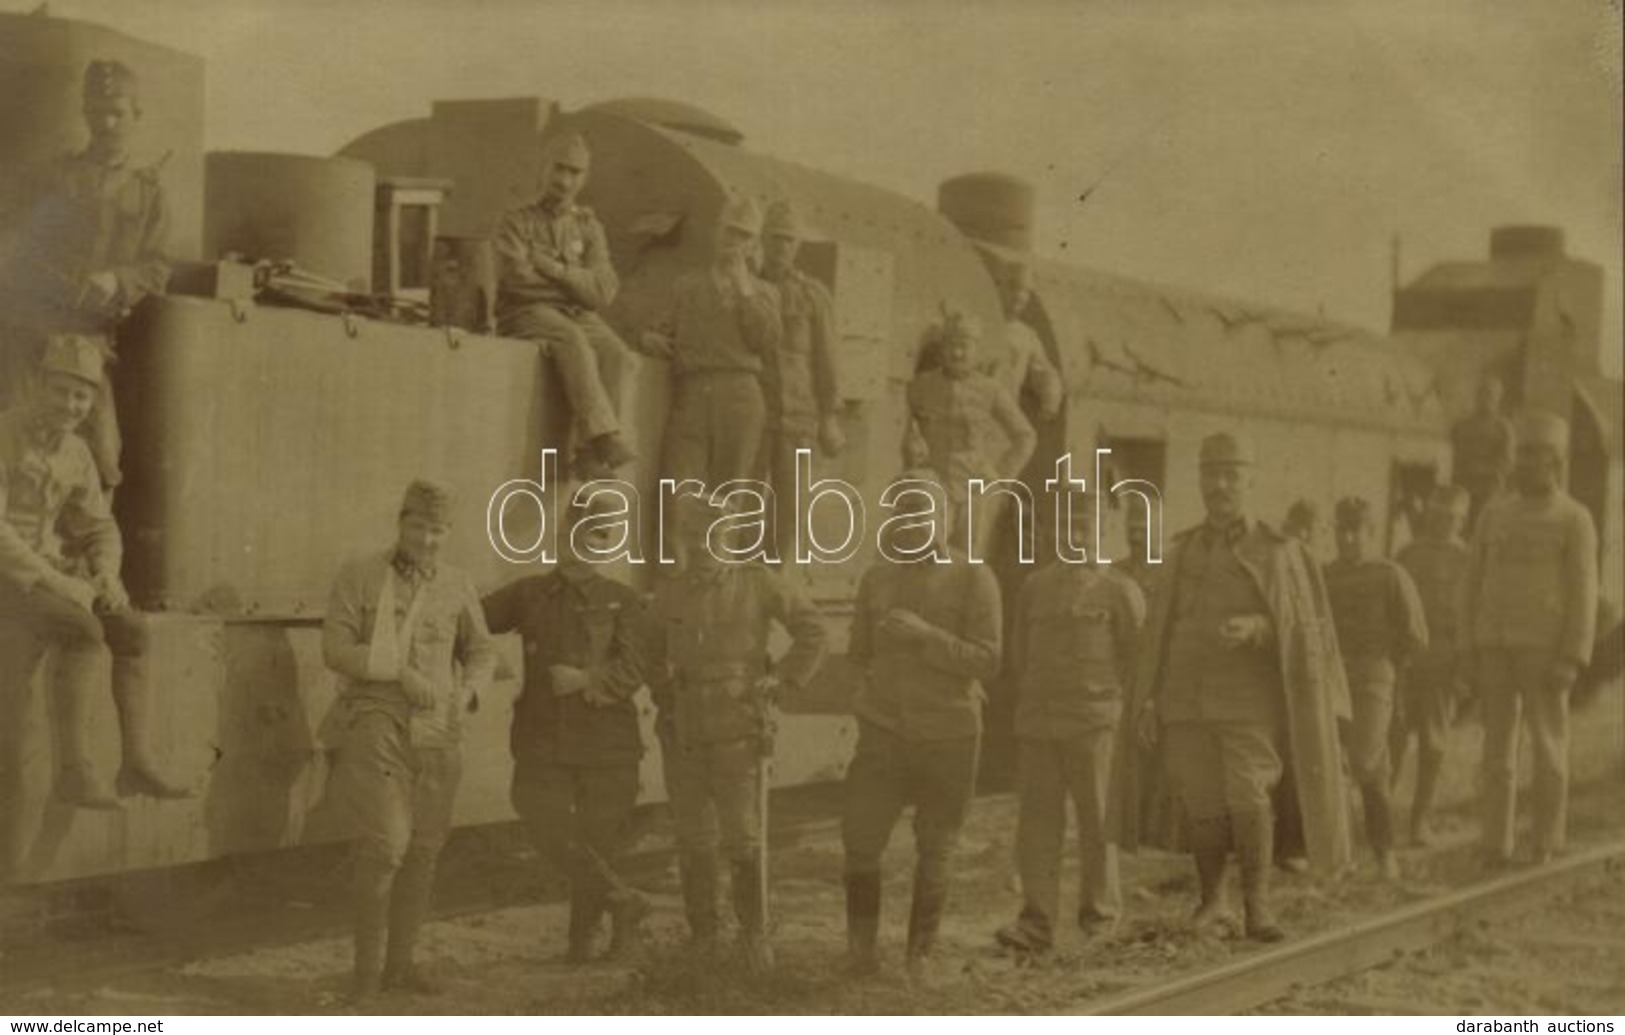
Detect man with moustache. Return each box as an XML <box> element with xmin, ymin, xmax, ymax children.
<box><xmin>1119</xmin><ymin>432</ymin><xmax>1350</xmax><ymax>941</ymax></box>
<box><xmin>494</xmin><ymin>133</ymin><xmax>637</xmax><ymax>478</ymax></box>
<box><xmin>1462</xmin><ymin>413</ymin><xmax>1597</xmax><ymax>867</ymax></box>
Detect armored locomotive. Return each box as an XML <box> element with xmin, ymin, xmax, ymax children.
<box><xmin>0</xmin><ymin>10</ymin><xmax>1617</xmax><ymax>887</ymax></box>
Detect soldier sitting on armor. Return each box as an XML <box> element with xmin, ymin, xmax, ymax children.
<box><xmin>1390</xmin><ymin>484</ymin><xmax>1472</xmax><ymax>846</ymax></box>
<box><xmin>1324</xmin><ymin>496</ymin><xmax>1427</xmax><ymax>880</ymax></box>
<box><xmin>0</xmin><ymin>59</ymin><xmax>172</xmax><ymax>492</ymax></box>
<box><xmin>987</xmin><ymin>258</ymin><xmax>1063</xmax><ymax>423</ymax></box>
<box><xmin>0</xmin><ymin>336</ymin><xmax>189</xmax><ymax>827</ymax></box>
<box><xmin>995</xmin><ymin>489</ymin><xmax>1144</xmax><ymax>954</ymax></box>
<box><xmin>494</xmin><ymin>133</ymin><xmax>638</xmax><ymax>480</ymax></box>
<box><xmin>903</xmin><ymin>310</ymin><xmax>1035</xmax><ymax>554</ymax></box>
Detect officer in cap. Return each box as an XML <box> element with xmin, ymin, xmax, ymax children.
<box><xmin>0</xmin><ymin>336</ymin><xmax>189</xmax><ymax>867</ymax></box>
<box><xmin>1462</xmin><ymin>411</ymin><xmax>1597</xmax><ymax>867</ymax></box>
<box><xmin>1323</xmin><ymin>496</ymin><xmax>1427</xmax><ymax>879</ymax></box>
<box><xmin>640</xmin><ymin>196</ymin><xmax>782</xmax><ymax>554</ymax></box>
<box><xmin>0</xmin><ymin>59</ymin><xmax>171</xmax><ymax>491</ymax></box>
<box><xmin>322</xmin><ymin>480</ymin><xmax>497</xmax><ymax>1000</ymax></box>
<box><xmin>903</xmin><ymin>309</ymin><xmax>1035</xmax><ymax>555</ymax></box>
<box><xmin>493</xmin><ymin>133</ymin><xmax>639</xmax><ymax>480</ymax></box>
<box><xmin>1391</xmin><ymin>483</ymin><xmax>1472</xmax><ymax>845</ymax></box>
<box><xmin>1118</xmin><ymin>431</ymin><xmax>1351</xmax><ymax>941</ymax></box>
<box><xmin>757</xmin><ymin>200</ymin><xmax>845</xmax><ymax>557</ymax></box>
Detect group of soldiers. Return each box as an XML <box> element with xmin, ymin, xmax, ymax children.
<box><xmin>0</xmin><ymin>58</ymin><xmax>1606</xmax><ymax>1007</ymax></box>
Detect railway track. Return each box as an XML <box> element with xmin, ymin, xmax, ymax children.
<box><xmin>1075</xmin><ymin>839</ymin><xmax>1625</xmax><ymax>1016</ymax></box>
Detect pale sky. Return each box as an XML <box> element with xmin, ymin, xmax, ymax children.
<box><xmin>31</xmin><ymin>0</ymin><xmax>1625</xmax><ymax>375</ymax></box>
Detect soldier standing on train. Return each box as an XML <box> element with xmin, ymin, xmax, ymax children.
<box><xmin>1389</xmin><ymin>485</ymin><xmax>1472</xmax><ymax>846</ymax></box>
<box><xmin>481</xmin><ymin>495</ymin><xmax>650</xmax><ymax>964</ymax></box>
<box><xmin>986</xmin><ymin>258</ymin><xmax>1063</xmax><ymax>423</ymax></box>
<box><xmin>644</xmin><ymin>526</ymin><xmax>826</xmax><ymax>973</ymax></box>
<box><xmin>1118</xmin><ymin>432</ymin><xmax>1351</xmax><ymax>942</ymax></box>
<box><xmin>1450</xmin><ymin>374</ymin><xmax>1515</xmax><ymax>534</ymax></box>
<box><xmin>321</xmin><ymin>481</ymin><xmax>497</xmax><ymax>1000</ymax></box>
<box><xmin>756</xmin><ymin>200</ymin><xmax>844</xmax><ymax>556</ymax></box>
<box><xmin>1462</xmin><ymin>413</ymin><xmax>1597</xmax><ymax>868</ymax></box>
<box><xmin>0</xmin><ymin>336</ymin><xmax>189</xmax><ymax>839</ymax></box>
<box><xmin>1323</xmin><ymin>496</ymin><xmax>1427</xmax><ymax>879</ymax></box>
<box><xmin>640</xmin><ymin>197</ymin><xmax>782</xmax><ymax>551</ymax></box>
<box><xmin>995</xmin><ymin>491</ymin><xmax>1144</xmax><ymax>954</ymax></box>
<box><xmin>0</xmin><ymin>60</ymin><xmax>171</xmax><ymax>491</ymax></box>
<box><xmin>843</xmin><ymin>476</ymin><xmax>1002</xmax><ymax>981</ymax></box>
<box><xmin>493</xmin><ymin>134</ymin><xmax>637</xmax><ymax>479</ymax></box>
<box><xmin>903</xmin><ymin>310</ymin><xmax>1035</xmax><ymax>554</ymax></box>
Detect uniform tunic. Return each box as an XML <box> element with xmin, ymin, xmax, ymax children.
<box><xmin>1323</xmin><ymin>557</ymin><xmax>1427</xmax><ymax>784</ymax></box>
<box><xmin>1463</xmin><ymin>490</ymin><xmax>1598</xmax><ymax>858</ymax></box>
<box><xmin>985</xmin><ymin>319</ymin><xmax>1062</xmax><ymax>417</ymax></box>
<box><xmin>1394</xmin><ymin>536</ymin><xmax>1470</xmax><ymax>749</ymax></box>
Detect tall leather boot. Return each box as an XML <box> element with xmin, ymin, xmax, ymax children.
<box><xmin>1234</xmin><ymin>810</ymin><xmax>1285</xmax><ymax>942</ymax></box>
<box><xmin>679</xmin><ymin>849</ymin><xmax>719</xmax><ymax>953</ymax></box>
<box><xmin>382</xmin><ymin>851</ymin><xmax>441</xmax><ymax>994</ymax></box>
<box><xmin>566</xmin><ymin>885</ymin><xmax>603</xmax><ymax>964</ymax></box>
<box><xmin>844</xmin><ymin>871</ymin><xmax>882</xmax><ymax>975</ymax></box>
<box><xmin>731</xmin><ymin>855</ymin><xmax>773</xmax><ymax>975</ymax></box>
<box><xmin>1188</xmin><ymin>816</ymin><xmax>1232</xmax><ymax>932</ymax></box>
<box><xmin>1410</xmin><ymin>747</ymin><xmax>1443</xmax><ymax>846</ymax></box>
<box><xmin>110</xmin><ymin>651</ymin><xmax>191</xmax><ymax>799</ymax></box>
<box><xmin>352</xmin><ymin>859</ymin><xmax>394</xmax><ymax>1001</ymax></box>
<box><xmin>49</xmin><ymin>646</ymin><xmax>119</xmax><ymax>810</ymax></box>
<box><xmin>904</xmin><ymin>863</ymin><xmax>948</xmax><ymax>984</ymax></box>
<box><xmin>1362</xmin><ymin>782</ymin><xmax>1399</xmax><ymax>879</ymax></box>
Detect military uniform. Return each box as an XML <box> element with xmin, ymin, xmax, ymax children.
<box><xmin>482</xmin><ymin>569</ymin><xmax>646</xmax><ymax>960</ymax></box>
<box><xmin>903</xmin><ymin>366</ymin><xmax>1034</xmax><ymax>551</ymax></box>
<box><xmin>842</xmin><ymin>556</ymin><xmax>1002</xmax><ymax>968</ymax></box>
<box><xmin>493</xmin><ymin>195</ymin><xmax>634</xmax><ymax>450</ymax></box>
<box><xmin>322</xmin><ymin>497</ymin><xmax>497</xmax><ymax>994</ymax></box>
<box><xmin>0</xmin><ymin>148</ymin><xmax>170</xmax><ymax>488</ymax></box>
<box><xmin>759</xmin><ymin>260</ymin><xmax>840</xmax><ymax>554</ymax></box>
<box><xmin>645</xmin><ymin>562</ymin><xmax>825</xmax><ymax>952</ymax></box>
<box><xmin>0</xmin><ymin>339</ymin><xmax>184</xmax><ymax>856</ymax></box>
<box><xmin>1391</xmin><ymin>524</ymin><xmax>1470</xmax><ymax>839</ymax></box>
<box><xmin>986</xmin><ymin>319</ymin><xmax>1062</xmax><ymax>418</ymax></box>
<box><xmin>998</xmin><ymin>563</ymin><xmax>1143</xmax><ymax>950</ymax></box>
<box><xmin>1324</xmin><ymin>551</ymin><xmax>1427</xmax><ymax>864</ymax></box>
<box><xmin>1463</xmin><ymin>471</ymin><xmax>1597</xmax><ymax>862</ymax></box>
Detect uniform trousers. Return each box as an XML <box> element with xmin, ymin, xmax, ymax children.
<box><xmin>1393</xmin><ymin>653</ymin><xmax>1454</xmax><ymax>757</ymax></box>
<box><xmin>841</xmin><ymin>720</ymin><xmax>980</xmax><ymax>887</ymax></box>
<box><xmin>1162</xmin><ymin>720</ymin><xmax>1283</xmax><ymax>822</ymax></box>
<box><xmin>510</xmin><ymin>755</ymin><xmax>639</xmax><ymax>935</ymax></box>
<box><xmin>1014</xmin><ymin>731</ymin><xmax>1119</xmax><ymax>928</ymax></box>
<box><xmin>1346</xmin><ymin>680</ymin><xmax>1396</xmax><ymax>852</ymax></box>
<box><xmin>1478</xmin><ymin>647</ymin><xmax>1570</xmax><ymax>858</ymax></box>
<box><xmin>497</xmin><ymin>305</ymin><xmax>632</xmax><ymax>441</ymax></box>
<box><xmin>658</xmin><ymin>729</ymin><xmax>762</xmax><ymax>861</ymax></box>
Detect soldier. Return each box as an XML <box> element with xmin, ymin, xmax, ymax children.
<box><xmin>995</xmin><ymin>491</ymin><xmax>1144</xmax><ymax>954</ymax></box>
<box><xmin>986</xmin><ymin>259</ymin><xmax>1063</xmax><ymax>423</ymax></box>
<box><xmin>1119</xmin><ymin>432</ymin><xmax>1351</xmax><ymax>942</ymax></box>
<box><xmin>493</xmin><ymin>133</ymin><xmax>637</xmax><ymax>478</ymax></box>
<box><xmin>757</xmin><ymin>200</ymin><xmax>844</xmax><ymax>555</ymax></box>
<box><xmin>482</xmin><ymin>496</ymin><xmax>649</xmax><ymax>963</ymax></box>
<box><xmin>843</xmin><ymin>477</ymin><xmax>1002</xmax><ymax>981</ymax></box>
<box><xmin>903</xmin><ymin>310</ymin><xmax>1035</xmax><ymax>553</ymax></box>
<box><xmin>1462</xmin><ymin>412</ymin><xmax>1597</xmax><ymax>868</ymax></box>
<box><xmin>1323</xmin><ymin>496</ymin><xmax>1428</xmax><ymax>879</ymax></box>
<box><xmin>321</xmin><ymin>480</ymin><xmax>497</xmax><ymax>999</ymax></box>
<box><xmin>0</xmin><ymin>60</ymin><xmax>172</xmax><ymax>491</ymax></box>
<box><xmin>644</xmin><ymin>530</ymin><xmax>827</xmax><ymax>972</ymax></box>
<box><xmin>1282</xmin><ymin>500</ymin><xmax>1321</xmax><ymax>559</ymax></box>
<box><xmin>1450</xmin><ymin>375</ymin><xmax>1515</xmax><ymax>534</ymax></box>
<box><xmin>1390</xmin><ymin>484</ymin><xmax>1472</xmax><ymax>846</ymax></box>
<box><xmin>1117</xmin><ymin>502</ymin><xmax>1161</xmax><ymax>602</ymax></box>
<box><xmin>0</xmin><ymin>336</ymin><xmax>188</xmax><ymax>836</ymax></box>
<box><xmin>641</xmin><ymin>197</ymin><xmax>782</xmax><ymax>547</ymax></box>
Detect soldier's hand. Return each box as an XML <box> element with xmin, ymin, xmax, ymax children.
<box><xmin>43</xmin><ymin>572</ymin><xmax>98</xmax><ymax>613</ymax></box>
<box><xmin>818</xmin><ymin>414</ymin><xmax>846</xmax><ymax>457</ymax></box>
<box><xmin>83</xmin><ymin>271</ymin><xmax>119</xmax><ymax>308</ymax></box>
<box><xmin>754</xmin><ymin>674</ymin><xmax>783</xmax><ymax>705</ymax></box>
<box><xmin>1136</xmin><ymin>701</ymin><xmax>1159</xmax><ymax>749</ymax></box>
<box><xmin>93</xmin><ymin>575</ymin><xmax>131</xmax><ymax>614</ymax></box>
<box><xmin>582</xmin><ymin>683</ymin><xmax>618</xmax><ymax>708</ymax></box>
<box><xmin>1548</xmin><ymin>659</ymin><xmax>1580</xmax><ymax>695</ymax></box>
<box><xmin>550</xmin><ymin>664</ymin><xmax>590</xmax><ymax>696</ymax></box>
<box><xmin>882</xmin><ymin>608</ymin><xmax>933</xmax><ymax>642</ymax></box>
<box><xmin>1220</xmin><ymin>614</ymin><xmax>1270</xmax><ymax>649</ymax></box>
<box><xmin>639</xmin><ymin>329</ymin><xmax>674</xmax><ymax>360</ymax></box>
<box><xmin>400</xmin><ymin>669</ymin><xmax>437</xmax><ymax>710</ymax></box>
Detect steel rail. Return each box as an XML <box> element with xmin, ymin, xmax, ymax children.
<box><xmin>1074</xmin><ymin>838</ymin><xmax>1625</xmax><ymax>1016</ymax></box>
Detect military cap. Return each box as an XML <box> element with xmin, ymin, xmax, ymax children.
<box><xmin>718</xmin><ymin>195</ymin><xmax>763</xmax><ymax>235</ymax></box>
<box><xmin>936</xmin><ymin>307</ymin><xmax>982</xmax><ymax>344</ymax></box>
<box><xmin>1428</xmin><ymin>484</ymin><xmax>1470</xmax><ymax>513</ymax></box>
<box><xmin>400</xmin><ymin>479</ymin><xmax>456</xmax><ymax>523</ymax></box>
<box><xmin>83</xmin><ymin>60</ymin><xmax>139</xmax><ymax>105</ymax></box>
<box><xmin>1198</xmin><ymin>431</ymin><xmax>1254</xmax><ymax>467</ymax></box>
<box><xmin>541</xmin><ymin>132</ymin><xmax>591</xmax><ymax>170</ymax></box>
<box><xmin>39</xmin><ymin>334</ymin><xmax>106</xmax><ymax>387</ymax></box>
<box><xmin>762</xmin><ymin>200</ymin><xmax>804</xmax><ymax>240</ymax></box>
<box><xmin>1284</xmin><ymin>499</ymin><xmax>1319</xmax><ymax>528</ymax></box>
<box><xmin>1334</xmin><ymin>496</ymin><xmax>1372</xmax><ymax>527</ymax></box>
<box><xmin>1516</xmin><ymin>411</ymin><xmax>1569</xmax><ymax>454</ymax></box>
